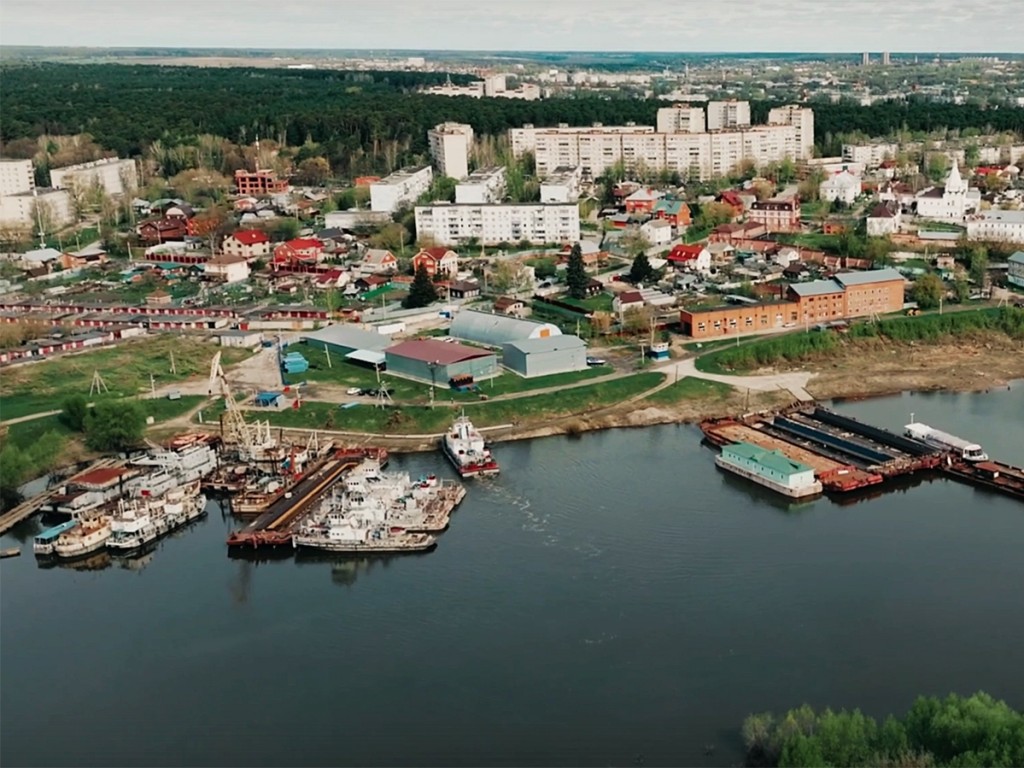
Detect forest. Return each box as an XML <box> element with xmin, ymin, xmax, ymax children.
<box><xmin>742</xmin><ymin>691</ymin><xmax>1024</xmax><ymax>768</ymax></box>
<box><xmin>2</xmin><ymin>63</ymin><xmax>1024</xmax><ymax>179</ymax></box>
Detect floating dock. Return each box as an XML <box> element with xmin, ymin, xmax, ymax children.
<box><xmin>702</xmin><ymin>406</ymin><xmax>1019</xmax><ymax>501</ymax></box>
<box><xmin>226</xmin><ymin>448</ymin><xmax>388</xmax><ymax>549</ymax></box>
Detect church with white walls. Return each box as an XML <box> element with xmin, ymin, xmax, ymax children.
<box><xmin>915</xmin><ymin>161</ymin><xmax>982</xmax><ymax>221</ymax></box>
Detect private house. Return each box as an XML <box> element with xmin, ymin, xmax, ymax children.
<box><xmin>1008</xmin><ymin>251</ymin><xmax>1024</xmax><ymax>288</ymax></box>
<box><xmin>624</xmin><ymin>188</ymin><xmax>665</xmax><ymax>214</ymax></box>
<box><xmin>447</xmin><ymin>280</ymin><xmax>481</xmax><ymax>300</ymax></box>
<box><xmin>137</xmin><ymin>219</ymin><xmax>189</xmax><ymax>244</ymax></box>
<box><xmin>146</xmin><ymin>289</ymin><xmax>173</xmax><ymax>307</ymax></box>
<box><xmin>60</xmin><ymin>245</ymin><xmax>108</xmax><ymax>270</ymax></box>
<box><xmin>494</xmin><ymin>296</ymin><xmax>527</xmax><ymax>317</ymax></box>
<box><xmin>358</xmin><ymin>248</ymin><xmax>398</xmax><ymax>276</ymax></box>
<box><xmin>273</xmin><ymin>237</ymin><xmax>324</xmax><ymax>267</ymax></box>
<box><xmin>222</xmin><ymin>229</ymin><xmax>271</xmax><ymax>261</ymax></box>
<box><xmin>651</xmin><ymin>198</ymin><xmax>692</xmax><ymax>229</ymax></box>
<box><xmin>748</xmin><ymin>198</ymin><xmax>801</xmax><ymax>233</ymax></box>
<box><xmin>204</xmin><ymin>255</ymin><xmax>250</xmax><ymax>284</ymax></box>
<box><xmin>313</xmin><ymin>269</ymin><xmax>350</xmax><ymax>291</ymax></box>
<box><xmin>716</xmin><ymin>190</ymin><xmax>747</xmax><ymax>218</ymax></box>
<box><xmin>666</xmin><ymin>244</ymin><xmax>711</xmax><ymax>274</ymax></box>
<box><xmin>612</xmin><ymin>290</ymin><xmax>646</xmax><ymax>315</ymax></box>
<box><xmin>641</xmin><ymin>219</ymin><xmax>674</xmax><ymax>247</ymax></box>
<box><xmin>559</xmin><ymin>240</ymin><xmax>604</xmax><ymax>267</ymax></box>
<box><xmin>411</xmin><ymin>247</ymin><xmax>458</xmax><ymax>278</ymax></box>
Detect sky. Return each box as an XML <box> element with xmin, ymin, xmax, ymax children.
<box><xmin>1</xmin><ymin>0</ymin><xmax>1023</xmax><ymax>53</ymax></box>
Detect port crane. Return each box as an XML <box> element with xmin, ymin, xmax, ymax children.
<box><xmin>208</xmin><ymin>352</ymin><xmax>274</xmax><ymax>460</ymax></box>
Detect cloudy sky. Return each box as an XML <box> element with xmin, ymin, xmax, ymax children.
<box><xmin>2</xmin><ymin>0</ymin><xmax>1022</xmax><ymax>52</ymax></box>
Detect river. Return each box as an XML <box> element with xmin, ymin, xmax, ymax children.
<box><xmin>1</xmin><ymin>386</ymin><xmax>1022</xmax><ymax>767</ymax></box>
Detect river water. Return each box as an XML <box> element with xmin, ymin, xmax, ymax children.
<box><xmin>2</xmin><ymin>386</ymin><xmax>1022</xmax><ymax>767</ymax></box>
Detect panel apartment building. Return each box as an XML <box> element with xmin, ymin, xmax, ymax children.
<box><xmin>427</xmin><ymin>122</ymin><xmax>474</xmax><ymax>180</ymax></box>
<box><xmin>510</xmin><ymin>104</ymin><xmax>814</xmax><ymax>181</ymax></box>
<box><xmin>414</xmin><ymin>202</ymin><xmax>580</xmax><ymax>246</ymax></box>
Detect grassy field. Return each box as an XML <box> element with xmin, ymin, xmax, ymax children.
<box><xmin>4</xmin><ymin>414</ymin><xmax>74</xmax><ymax>448</ymax></box>
<box><xmin>260</xmin><ymin>372</ymin><xmax>664</xmax><ymax>435</ymax></box>
<box><xmin>0</xmin><ymin>337</ymin><xmax>248</xmax><ymax>419</ymax></box>
<box><xmin>641</xmin><ymin>376</ymin><xmax>734</xmax><ymax>405</ymax></box>
<box><xmin>560</xmin><ymin>293</ymin><xmax>615</xmax><ymax>312</ymax></box>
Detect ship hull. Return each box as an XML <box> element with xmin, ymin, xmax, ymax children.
<box><xmin>714</xmin><ymin>455</ymin><xmax>823</xmax><ymax>499</ymax></box>
<box><xmin>442</xmin><ymin>438</ymin><xmax>499</xmax><ymax>478</ymax></box>
<box><xmin>292</xmin><ymin>536</ymin><xmax>437</xmax><ymax>554</ymax></box>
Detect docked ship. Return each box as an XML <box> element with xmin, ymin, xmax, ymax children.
<box><xmin>107</xmin><ymin>480</ymin><xmax>206</xmax><ymax>553</ymax></box>
<box><xmin>53</xmin><ymin>516</ymin><xmax>113</xmax><ymax>559</ymax></box>
<box><xmin>714</xmin><ymin>441</ymin><xmax>823</xmax><ymax>499</ymax></box>
<box><xmin>442</xmin><ymin>413</ymin><xmax>499</xmax><ymax>478</ymax></box>
<box><xmin>904</xmin><ymin>422</ymin><xmax>988</xmax><ymax>462</ymax></box>
<box><xmin>33</xmin><ymin>520</ymin><xmax>79</xmax><ymax>557</ymax></box>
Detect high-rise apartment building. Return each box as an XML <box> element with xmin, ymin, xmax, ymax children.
<box><xmin>656</xmin><ymin>106</ymin><xmax>706</xmax><ymax>134</ymax></box>
<box><xmin>428</xmin><ymin>122</ymin><xmax>475</xmax><ymax>180</ymax></box>
<box><xmin>706</xmin><ymin>100</ymin><xmax>751</xmax><ymax>131</ymax></box>
<box><xmin>0</xmin><ymin>159</ymin><xmax>35</xmax><ymax>197</ymax></box>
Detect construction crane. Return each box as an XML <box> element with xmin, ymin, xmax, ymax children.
<box><xmin>208</xmin><ymin>352</ymin><xmax>272</xmax><ymax>456</ymax></box>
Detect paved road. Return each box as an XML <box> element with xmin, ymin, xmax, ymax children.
<box><xmin>655</xmin><ymin>357</ymin><xmax>816</xmax><ymax>401</ymax></box>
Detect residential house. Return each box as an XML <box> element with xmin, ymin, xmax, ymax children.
<box><xmin>866</xmin><ymin>202</ymin><xmax>901</xmax><ymax>237</ymax></box>
<box><xmin>1008</xmin><ymin>251</ymin><xmax>1024</xmax><ymax>288</ymax></box>
<box><xmin>234</xmin><ymin>168</ymin><xmax>289</xmax><ymax>196</ymax></box>
<box><xmin>204</xmin><ymin>255</ymin><xmax>250</xmax><ymax>284</ymax></box>
<box><xmin>354</xmin><ymin>274</ymin><xmax>392</xmax><ymax>293</ymax></box>
<box><xmin>773</xmin><ymin>247</ymin><xmax>801</xmax><ymax>267</ymax></box>
<box><xmin>641</xmin><ymin>219</ymin><xmax>673</xmax><ymax>247</ymax></box>
<box><xmin>612</xmin><ymin>290</ymin><xmax>646</xmax><ymax>315</ymax></box>
<box><xmin>447</xmin><ymin>279</ymin><xmax>481</xmax><ymax>299</ymax></box>
<box><xmin>716</xmin><ymin>190</ymin><xmax>747</xmax><ymax>218</ymax></box>
<box><xmin>748</xmin><ymin>198</ymin><xmax>801</xmax><ymax>233</ymax></box>
<box><xmin>21</xmin><ymin>248</ymin><xmax>63</xmax><ymax>271</ymax></box>
<box><xmin>878</xmin><ymin>181</ymin><xmax>917</xmax><ymax>211</ymax></box>
<box><xmin>222</xmin><ymin>229</ymin><xmax>271</xmax><ymax>261</ymax></box>
<box><xmin>666</xmin><ymin>244</ymin><xmax>711</xmax><ymax>274</ymax></box>
<box><xmin>358</xmin><ymin>248</ymin><xmax>398</xmax><ymax>276</ymax></box>
<box><xmin>819</xmin><ymin>170</ymin><xmax>861</xmax><ymax>205</ymax></box>
<box><xmin>494</xmin><ymin>296</ymin><xmax>527</xmax><ymax>317</ymax></box>
<box><xmin>146</xmin><ymin>289</ymin><xmax>173</xmax><ymax>307</ymax></box>
<box><xmin>559</xmin><ymin>240</ymin><xmax>604</xmax><ymax>268</ymax></box>
<box><xmin>273</xmin><ymin>237</ymin><xmax>325</xmax><ymax>267</ymax></box>
<box><xmin>60</xmin><ymin>246</ymin><xmax>108</xmax><ymax>270</ymax></box>
<box><xmin>651</xmin><ymin>197</ymin><xmax>692</xmax><ymax>229</ymax></box>
<box><xmin>624</xmin><ymin>188</ymin><xmax>665</xmax><ymax>214</ymax></box>
<box><xmin>411</xmin><ymin>247</ymin><xmax>458</xmax><ymax>278</ymax></box>
<box><xmin>313</xmin><ymin>268</ymin><xmax>350</xmax><ymax>291</ymax></box>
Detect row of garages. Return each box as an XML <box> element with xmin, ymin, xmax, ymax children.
<box><xmin>301</xmin><ymin>309</ymin><xmax>588</xmax><ymax>384</ymax></box>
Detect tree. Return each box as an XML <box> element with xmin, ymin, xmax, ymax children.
<box><xmin>61</xmin><ymin>395</ymin><xmax>89</xmax><ymax>432</ymax></box>
<box><xmin>695</xmin><ymin>201</ymin><xmax>736</xmax><ymax>230</ymax></box>
<box><xmin>926</xmin><ymin>153</ymin><xmax>949</xmax><ymax>184</ymax></box>
<box><xmin>912</xmin><ymin>273</ymin><xmax>945</xmax><ymax>310</ymax></box>
<box><xmin>620</xmin><ymin>228</ymin><xmax>651</xmax><ymax>257</ymax></box>
<box><xmin>628</xmin><ymin>252</ymin><xmax>657</xmax><ymax>285</ymax></box>
<box><xmin>491</xmin><ymin>260</ymin><xmax>531</xmax><ymax>294</ymax></box>
<box><xmin>964</xmin><ymin>143</ymin><xmax>980</xmax><ymax>168</ymax></box>
<box><xmin>84</xmin><ymin>400</ymin><xmax>145</xmax><ymax>452</ymax></box>
<box><xmin>969</xmin><ymin>246</ymin><xmax>989</xmax><ymax>287</ymax></box>
<box><xmin>565</xmin><ymin>242</ymin><xmax>588</xmax><ymax>300</ymax></box>
<box><xmin>294</xmin><ymin>156</ymin><xmax>331</xmax><ymax>186</ymax></box>
<box><xmin>402</xmin><ymin>263</ymin><xmax>437</xmax><ymax>309</ymax></box>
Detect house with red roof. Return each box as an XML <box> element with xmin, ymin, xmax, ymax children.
<box><xmin>222</xmin><ymin>229</ymin><xmax>271</xmax><ymax>261</ymax></box>
<box><xmin>273</xmin><ymin>237</ymin><xmax>325</xmax><ymax>267</ymax></box>
<box><xmin>411</xmin><ymin>247</ymin><xmax>458</xmax><ymax>278</ymax></box>
<box><xmin>313</xmin><ymin>268</ymin><xmax>350</xmax><ymax>291</ymax></box>
<box><xmin>716</xmin><ymin>190</ymin><xmax>747</xmax><ymax>218</ymax></box>
<box><xmin>666</xmin><ymin>244</ymin><xmax>711</xmax><ymax>274</ymax></box>
<box><xmin>612</xmin><ymin>290</ymin><xmax>646</xmax><ymax>315</ymax></box>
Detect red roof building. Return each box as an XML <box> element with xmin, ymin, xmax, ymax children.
<box><xmin>667</xmin><ymin>244</ymin><xmax>711</xmax><ymax>273</ymax></box>
<box><xmin>137</xmin><ymin>219</ymin><xmax>188</xmax><ymax>244</ymax></box>
<box><xmin>222</xmin><ymin>229</ymin><xmax>271</xmax><ymax>261</ymax></box>
<box><xmin>234</xmin><ymin>169</ymin><xmax>289</xmax><ymax>196</ymax></box>
<box><xmin>411</xmin><ymin>247</ymin><xmax>458</xmax><ymax>278</ymax></box>
<box><xmin>273</xmin><ymin>237</ymin><xmax>324</xmax><ymax>267</ymax></box>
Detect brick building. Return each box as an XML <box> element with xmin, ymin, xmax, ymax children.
<box><xmin>747</xmin><ymin>198</ymin><xmax>801</xmax><ymax>233</ymax></box>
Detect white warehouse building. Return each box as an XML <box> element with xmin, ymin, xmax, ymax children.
<box><xmin>370</xmin><ymin>165</ymin><xmax>433</xmax><ymax>213</ymax></box>
<box><xmin>415</xmin><ymin>202</ymin><xmax>580</xmax><ymax>246</ymax></box>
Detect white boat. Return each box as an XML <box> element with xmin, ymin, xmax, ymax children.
<box><xmin>108</xmin><ymin>480</ymin><xmax>206</xmax><ymax>552</ymax></box>
<box><xmin>904</xmin><ymin>422</ymin><xmax>988</xmax><ymax>462</ymax></box>
<box><xmin>442</xmin><ymin>413</ymin><xmax>499</xmax><ymax>478</ymax></box>
<box><xmin>33</xmin><ymin>520</ymin><xmax>79</xmax><ymax>556</ymax></box>
<box><xmin>54</xmin><ymin>517</ymin><xmax>112</xmax><ymax>559</ymax></box>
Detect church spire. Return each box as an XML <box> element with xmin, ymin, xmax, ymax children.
<box><xmin>946</xmin><ymin>158</ymin><xmax>965</xmax><ymax>193</ymax></box>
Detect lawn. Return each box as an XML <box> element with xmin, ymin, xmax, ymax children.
<box><xmin>4</xmin><ymin>414</ymin><xmax>74</xmax><ymax>448</ymax></box>
<box><xmin>0</xmin><ymin>337</ymin><xmax>248</xmax><ymax>419</ymax></box>
<box><xmin>560</xmin><ymin>293</ymin><xmax>615</xmax><ymax>312</ymax></box>
<box><xmin>642</xmin><ymin>376</ymin><xmax>734</xmax><ymax>405</ymax></box>
<box><xmin>259</xmin><ymin>372</ymin><xmax>665</xmax><ymax>435</ymax></box>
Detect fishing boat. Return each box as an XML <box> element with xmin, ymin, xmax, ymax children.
<box><xmin>33</xmin><ymin>519</ymin><xmax>79</xmax><ymax>557</ymax></box>
<box><xmin>442</xmin><ymin>413</ymin><xmax>499</xmax><ymax>478</ymax></box>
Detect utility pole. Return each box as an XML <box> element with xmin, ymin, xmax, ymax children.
<box><xmin>150</xmin><ymin>373</ymin><xmax>156</xmax><ymax>397</ymax></box>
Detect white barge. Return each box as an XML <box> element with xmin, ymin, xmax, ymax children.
<box><xmin>715</xmin><ymin>442</ymin><xmax>823</xmax><ymax>499</ymax></box>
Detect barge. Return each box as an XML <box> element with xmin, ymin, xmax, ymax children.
<box><xmin>714</xmin><ymin>442</ymin><xmax>823</xmax><ymax>499</ymax></box>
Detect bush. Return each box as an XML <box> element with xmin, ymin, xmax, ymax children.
<box><xmin>84</xmin><ymin>400</ymin><xmax>145</xmax><ymax>452</ymax></box>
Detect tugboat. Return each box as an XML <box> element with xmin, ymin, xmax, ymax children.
<box><xmin>442</xmin><ymin>412</ymin><xmax>499</xmax><ymax>478</ymax></box>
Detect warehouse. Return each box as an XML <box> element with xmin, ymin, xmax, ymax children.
<box><xmin>301</xmin><ymin>324</ymin><xmax>390</xmax><ymax>368</ymax></box>
<box><xmin>502</xmin><ymin>335</ymin><xmax>588</xmax><ymax>378</ymax></box>
<box><xmin>385</xmin><ymin>338</ymin><xmax>498</xmax><ymax>386</ymax></box>
<box><xmin>449</xmin><ymin>309</ymin><xmax>561</xmax><ymax>348</ymax></box>
<box><xmin>217</xmin><ymin>329</ymin><xmax>264</xmax><ymax>349</ymax></box>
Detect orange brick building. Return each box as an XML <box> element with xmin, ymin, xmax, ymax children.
<box><xmin>747</xmin><ymin>198</ymin><xmax>801</xmax><ymax>233</ymax></box>
<box><xmin>679</xmin><ymin>268</ymin><xmax>906</xmax><ymax>339</ymax></box>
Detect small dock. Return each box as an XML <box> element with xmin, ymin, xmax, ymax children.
<box><xmin>0</xmin><ymin>458</ymin><xmax>122</xmax><ymax>535</ymax></box>
<box><xmin>226</xmin><ymin>448</ymin><xmax>387</xmax><ymax>549</ymax></box>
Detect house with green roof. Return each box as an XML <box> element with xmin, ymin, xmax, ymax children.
<box><xmin>651</xmin><ymin>197</ymin><xmax>692</xmax><ymax>229</ymax></box>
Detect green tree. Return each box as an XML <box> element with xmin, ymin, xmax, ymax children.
<box><xmin>968</xmin><ymin>246</ymin><xmax>988</xmax><ymax>288</ymax></box>
<box><xmin>912</xmin><ymin>273</ymin><xmax>945</xmax><ymax>310</ymax></box>
<box><xmin>61</xmin><ymin>395</ymin><xmax>89</xmax><ymax>432</ymax></box>
<box><xmin>294</xmin><ymin>156</ymin><xmax>331</xmax><ymax>186</ymax></box>
<box><xmin>779</xmin><ymin>733</ymin><xmax>826</xmax><ymax>768</ymax></box>
<box><xmin>628</xmin><ymin>252</ymin><xmax>657</xmax><ymax>285</ymax></box>
<box><xmin>565</xmin><ymin>242</ymin><xmax>588</xmax><ymax>300</ymax></box>
<box><xmin>84</xmin><ymin>400</ymin><xmax>145</xmax><ymax>452</ymax></box>
<box><xmin>402</xmin><ymin>263</ymin><xmax>437</xmax><ymax>309</ymax></box>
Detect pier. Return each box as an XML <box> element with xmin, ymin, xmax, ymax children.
<box><xmin>0</xmin><ymin>458</ymin><xmax>123</xmax><ymax>535</ymax></box>
<box><xmin>700</xmin><ymin>406</ymin><xmax>1020</xmax><ymax>500</ymax></box>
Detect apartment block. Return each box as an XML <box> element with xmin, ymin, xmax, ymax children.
<box><xmin>656</xmin><ymin>105</ymin><xmax>706</xmax><ymax>134</ymax></box>
<box><xmin>540</xmin><ymin>166</ymin><xmax>583</xmax><ymax>203</ymax></box>
<box><xmin>455</xmin><ymin>166</ymin><xmax>506</xmax><ymax>204</ymax></box>
<box><xmin>49</xmin><ymin>157</ymin><xmax>138</xmax><ymax>197</ymax></box>
<box><xmin>707</xmin><ymin>100</ymin><xmax>751</xmax><ymax>130</ymax></box>
<box><xmin>0</xmin><ymin>159</ymin><xmax>35</xmax><ymax>197</ymax></box>
<box><xmin>767</xmin><ymin>105</ymin><xmax>815</xmax><ymax>161</ymax></box>
<box><xmin>842</xmin><ymin>143</ymin><xmax>899</xmax><ymax>167</ymax></box>
<box><xmin>415</xmin><ymin>202</ymin><xmax>580</xmax><ymax>246</ymax></box>
<box><xmin>370</xmin><ymin>165</ymin><xmax>433</xmax><ymax>213</ymax></box>
<box><xmin>0</xmin><ymin>188</ymin><xmax>74</xmax><ymax>230</ymax></box>
<box><xmin>428</xmin><ymin>122</ymin><xmax>474</xmax><ymax>180</ymax></box>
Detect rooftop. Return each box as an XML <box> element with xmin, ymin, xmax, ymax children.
<box><xmin>302</xmin><ymin>324</ymin><xmax>390</xmax><ymax>352</ymax></box>
<box><xmin>973</xmin><ymin>209</ymin><xmax>1024</xmax><ymax>224</ymax></box>
<box><xmin>833</xmin><ymin>268</ymin><xmax>905</xmax><ymax>287</ymax></box>
<box><xmin>723</xmin><ymin>442</ymin><xmax>813</xmax><ymax>476</ymax></box>
<box><xmin>503</xmin><ymin>335</ymin><xmax>586</xmax><ymax>354</ymax></box>
<box><xmin>386</xmin><ymin>338</ymin><xmax>493</xmax><ymax>366</ymax></box>
<box><xmin>788</xmin><ymin>278</ymin><xmax>844</xmax><ymax>297</ymax></box>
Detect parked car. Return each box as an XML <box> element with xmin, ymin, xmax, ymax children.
<box><xmin>346</xmin><ymin>387</ymin><xmax>361</xmax><ymax>396</ymax></box>
<box><xmin>586</xmin><ymin>356</ymin><xmax>607</xmax><ymax>366</ymax></box>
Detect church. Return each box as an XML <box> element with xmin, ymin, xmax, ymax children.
<box><xmin>915</xmin><ymin>161</ymin><xmax>981</xmax><ymax>221</ymax></box>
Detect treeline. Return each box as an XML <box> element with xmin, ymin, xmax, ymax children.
<box><xmin>2</xmin><ymin>64</ymin><xmax>1023</xmax><ymax>177</ymax></box>
<box><xmin>0</xmin><ymin>430</ymin><xmax>64</xmax><ymax>510</ymax></box>
<box><xmin>703</xmin><ymin>308</ymin><xmax>1024</xmax><ymax>372</ymax></box>
<box><xmin>742</xmin><ymin>691</ymin><xmax>1024</xmax><ymax>768</ymax></box>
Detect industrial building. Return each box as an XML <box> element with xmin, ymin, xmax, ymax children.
<box><xmin>449</xmin><ymin>309</ymin><xmax>561</xmax><ymax>347</ymax></box>
<box><xmin>301</xmin><ymin>324</ymin><xmax>390</xmax><ymax>368</ymax></box>
<box><xmin>384</xmin><ymin>338</ymin><xmax>498</xmax><ymax>386</ymax></box>
<box><xmin>502</xmin><ymin>335</ymin><xmax>587</xmax><ymax>378</ymax></box>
